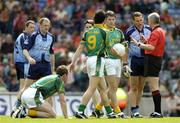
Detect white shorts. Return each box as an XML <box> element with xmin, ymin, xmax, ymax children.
<box><xmin>105</xmin><ymin>58</ymin><xmax>122</xmax><ymax>77</ymax></box>
<box><xmin>86</xmin><ymin>56</ymin><xmax>105</xmax><ymax>77</ymax></box>
<box><xmin>21</xmin><ymin>88</ymin><xmax>45</xmax><ymax>108</ymax></box>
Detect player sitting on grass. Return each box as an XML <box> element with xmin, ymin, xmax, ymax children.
<box><xmin>12</xmin><ymin>65</ymin><xmax>68</xmax><ymax>118</ymax></box>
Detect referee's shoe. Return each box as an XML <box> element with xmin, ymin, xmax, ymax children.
<box><xmin>150</xmin><ymin>112</ymin><xmax>163</xmax><ymax>118</ymax></box>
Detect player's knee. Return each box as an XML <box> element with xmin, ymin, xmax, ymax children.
<box><xmin>48</xmin><ymin>112</ymin><xmax>56</xmax><ymax>118</ymax></box>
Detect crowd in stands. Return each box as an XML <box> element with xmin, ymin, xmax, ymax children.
<box><xmin>0</xmin><ymin>0</ymin><xmax>179</xmax><ymax>100</ymax></box>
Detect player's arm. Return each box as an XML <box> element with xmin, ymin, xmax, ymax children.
<box><xmin>23</xmin><ymin>49</ymin><xmax>36</xmax><ymax>64</ymax></box>
<box><xmin>109</xmin><ymin>47</ymin><xmax>124</xmax><ymax>59</ymax></box>
<box><xmin>50</xmin><ymin>36</ymin><xmax>55</xmax><ymax>73</ymax></box>
<box><xmin>122</xmin><ymin>31</ymin><xmax>132</xmax><ymax>77</ymax></box>
<box><xmin>69</xmin><ymin>44</ymin><xmax>85</xmax><ymax>72</ymax></box>
<box><xmin>50</xmin><ymin>54</ymin><xmax>55</xmax><ymax>73</ymax></box>
<box><xmin>58</xmin><ymin>92</ymin><xmax>68</xmax><ymax>118</ymax></box>
<box><xmin>130</xmin><ymin>35</ymin><xmax>155</xmax><ymax>50</ymax></box>
<box><xmin>21</xmin><ymin>35</ymin><xmax>36</xmax><ymax>64</ymax></box>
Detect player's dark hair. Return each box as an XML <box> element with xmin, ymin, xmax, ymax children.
<box><xmin>132</xmin><ymin>12</ymin><xmax>143</xmax><ymax>20</ymax></box>
<box><xmin>84</xmin><ymin>19</ymin><xmax>94</xmax><ymax>25</ymax></box>
<box><xmin>56</xmin><ymin>65</ymin><xmax>68</xmax><ymax>76</ymax></box>
<box><xmin>25</xmin><ymin>20</ymin><xmax>35</xmax><ymax>27</ymax></box>
<box><xmin>93</xmin><ymin>9</ymin><xmax>106</xmax><ymax>24</ymax></box>
<box><xmin>105</xmin><ymin>10</ymin><xmax>116</xmax><ymax>18</ymax></box>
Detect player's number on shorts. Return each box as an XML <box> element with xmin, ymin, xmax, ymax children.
<box><xmin>87</xmin><ymin>35</ymin><xmax>96</xmax><ymax>50</ymax></box>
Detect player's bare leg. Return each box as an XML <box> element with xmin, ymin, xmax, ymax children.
<box><xmin>106</xmin><ymin>76</ymin><xmax>127</xmax><ymax>118</ymax></box>
<box><xmin>27</xmin><ymin>101</ymin><xmax>56</xmax><ymax>118</ymax></box>
<box><xmin>136</xmin><ymin>77</ymin><xmax>145</xmax><ymax>105</ymax></box>
<box><xmin>92</xmin><ymin>89</ymin><xmax>101</xmax><ymax>107</ymax></box>
<box><xmin>129</xmin><ymin>76</ymin><xmax>143</xmax><ymax>118</ymax></box>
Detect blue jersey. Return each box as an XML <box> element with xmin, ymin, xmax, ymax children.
<box><xmin>14</xmin><ymin>32</ymin><xmax>30</xmax><ymax>63</ymax></box>
<box><xmin>125</xmin><ymin>25</ymin><xmax>151</xmax><ymax>58</ymax></box>
<box><xmin>23</xmin><ymin>31</ymin><xmax>54</xmax><ymax>62</ymax></box>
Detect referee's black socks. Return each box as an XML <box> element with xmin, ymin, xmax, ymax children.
<box><xmin>152</xmin><ymin>90</ymin><xmax>161</xmax><ymax>114</ymax></box>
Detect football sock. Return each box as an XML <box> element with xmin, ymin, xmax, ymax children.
<box><xmin>96</xmin><ymin>104</ymin><xmax>103</xmax><ymax>111</ymax></box>
<box><xmin>78</xmin><ymin>104</ymin><xmax>86</xmax><ymax>112</ymax></box>
<box><xmin>104</xmin><ymin>106</ymin><xmax>113</xmax><ymax>114</ymax></box>
<box><xmin>152</xmin><ymin>90</ymin><xmax>161</xmax><ymax>114</ymax></box>
<box><xmin>114</xmin><ymin>106</ymin><xmax>121</xmax><ymax>114</ymax></box>
<box><xmin>28</xmin><ymin>109</ymin><xmax>37</xmax><ymax>117</ymax></box>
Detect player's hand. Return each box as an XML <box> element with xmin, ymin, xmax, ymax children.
<box><xmin>28</xmin><ymin>57</ymin><xmax>36</xmax><ymax>64</ymax></box>
<box><xmin>123</xmin><ymin>65</ymin><xmax>132</xmax><ymax>78</ymax></box>
<box><xmin>140</xmin><ymin>34</ymin><xmax>147</xmax><ymax>43</ymax></box>
<box><xmin>121</xmin><ymin>41</ymin><xmax>128</xmax><ymax>48</ymax></box>
<box><xmin>68</xmin><ymin>63</ymin><xmax>75</xmax><ymax>72</ymax></box>
<box><xmin>82</xmin><ymin>65</ymin><xmax>87</xmax><ymax>73</ymax></box>
<box><xmin>130</xmin><ymin>36</ymin><xmax>138</xmax><ymax>46</ymax></box>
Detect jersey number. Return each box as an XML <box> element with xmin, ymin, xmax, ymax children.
<box><xmin>87</xmin><ymin>36</ymin><xmax>96</xmax><ymax>50</ymax></box>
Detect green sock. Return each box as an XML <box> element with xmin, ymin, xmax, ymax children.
<box><xmin>78</xmin><ymin>104</ymin><xmax>86</xmax><ymax>112</ymax></box>
<box><xmin>104</xmin><ymin>106</ymin><xmax>112</xmax><ymax>114</ymax></box>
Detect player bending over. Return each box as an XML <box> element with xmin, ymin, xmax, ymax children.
<box><xmin>12</xmin><ymin>65</ymin><xmax>68</xmax><ymax>118</ymax></box>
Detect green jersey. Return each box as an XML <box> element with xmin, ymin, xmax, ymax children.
<box><xmin>30</xmin><ymin>75</ymin><xmax>65</xmax><ymax>99</ymax></box>
<box><xmin>81</xmin><ymin>24</ymin><xmax>106</xmax><ymax>57</ymax></box>
<box><xmin>106</xmin><ymin>28</ymin><xmax>125</xmax><ymax>59</ymax></box>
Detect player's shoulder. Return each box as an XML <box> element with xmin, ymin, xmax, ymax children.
<box><xmin>125</xmin><ymin>26</ymin><xmax>136</xmax><ymax>35</ymax></box>
<box><xmin>144</xmin><ymin>24</ymin><xmax>152</xmax><ymax>31</ymax></box>
<box><xmin>115</xmin><ymin>28</ymin><xmax>123</xmax><ymax>33</ymax></box>
<box><xmin>47</xmin><ymin>32</ymin><xmax>54</xmax><ymax>37</ymax></box>
<box><xmin>15</xmin><ymin>33</ymin><xmax>26</xmax><ymax>42</ymax></box>
<box><xmin>31</xmin><ymin>31</ymin><xmax>39</xmax><ymax>37</ymax></box>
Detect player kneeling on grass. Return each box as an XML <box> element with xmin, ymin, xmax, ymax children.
<box><xmin>12</xmin><ymin>65</ymin><xmax>68</xmax><ymax>118</ymax></box>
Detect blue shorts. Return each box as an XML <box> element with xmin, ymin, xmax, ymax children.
<box><xmin>130</xmin><ymin>56</ymin><xmax>144</xmax><ymax>76</ymax></box>
<box><xmin>15</xmin><ymin>62</ymin><xmax>29</xmax><ymax>80</ymax></box>
<box><xmin>27</xmin><ymin>62</ymin><xmax>52</xmax><ymax>80</ymax></box>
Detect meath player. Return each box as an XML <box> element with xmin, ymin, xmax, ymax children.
<box><xmin>92</xmin><ymin>10</ymin><xmax>129</xmax><ymax>118</ymax></box>
<box><xmin>12</xmin><ymin>65</ymin><xmax>68</xmax><ymax>118</ymax></box>
<box><xmin>69</xmin><ymin>10</ymin><xmax>116</xmax><ymax>119</ymax></box>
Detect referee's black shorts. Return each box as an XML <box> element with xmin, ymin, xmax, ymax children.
<box><xmin>144</xmin><ymin>54</ymin><xmax>162</xmax><ymax>77</ymax></box>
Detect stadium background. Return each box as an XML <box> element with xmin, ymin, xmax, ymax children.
<box><xmin>0</xmin><ymin>0</ymin><xmax>180</xmax><ymax>117</ymax></box>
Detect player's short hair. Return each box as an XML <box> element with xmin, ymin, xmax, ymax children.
<box><xmin>56</xmin><ymin>65</ymin><xmax>68</xmax><ymax>76</ymax></box>
<box><xmin>93</xmin><ymin>9</ymin><xmax>106</xmax><ymax>24</ymax></box>
<box><xmin>84</xmin><ymin>19</ymin><xmax>94</xmax><ymax>25</ymax></box>
<box><xmin>39</xmin><ymin>17</ymin><xmax>51</xmax><ymax>24</ymax></box>
<box><xmin>105</xmin><ymin>10</ymin><xmax>116</xmax><ymax>18</ymax></box>
<box><xmin>148</xmin><ymin>12</ymin><xmax>160</xmax><ymax>24</ymax></box>
<box><xmin>132</xmin><ymin>12</ymin><xmax>143</xmax><ymax>20</ymax></box>
<box><xmin>25</xmin><ymin>20</ymin><xmax>35</xmax><ymax>27</ymax></box>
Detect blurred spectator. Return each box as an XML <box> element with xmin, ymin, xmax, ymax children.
<box><xmin>5</xmin><ymin>65</ymin><xmax>19</xmax><ymax>92</ymax></box>
<box><xmin>0</xmin><ymin>64</ymin><xmax>7</xmax><ymax>92</ymax></box>
<box><xmin>166</xmin><ymin>79</ymin><xmax>180</xmax><ymax>117</ymax></box>
<box><xmin>0</xmin><ymin>34</ymin><xmax>14</xmax><ymax>55</ymax></box>
<box><xmin>168</xmin><ymin>56</ymin><xmax>180</xmax><ymax>79</ymax></box>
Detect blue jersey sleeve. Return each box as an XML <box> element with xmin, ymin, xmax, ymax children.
<box><xmin>21</xmin><ymin>33</ymin><xmax>37</xmax><ymax>50</ymax></box>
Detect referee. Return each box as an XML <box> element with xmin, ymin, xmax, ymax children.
<box><xmin>131</xmin><ymin>12</ymin><xmax>165</xmax><ymax>118</ymax></box>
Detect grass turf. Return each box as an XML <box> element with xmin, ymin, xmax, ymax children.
<box><xmin>1</xmin><ymin>116</ymin><xmax>180</xmax><ymax>123</ymax></box>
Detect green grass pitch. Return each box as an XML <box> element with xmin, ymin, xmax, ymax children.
<box><xmin>1</xmin><ymin>116</ymin><xmax>180</xmax><ymax>123</ymax></box>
